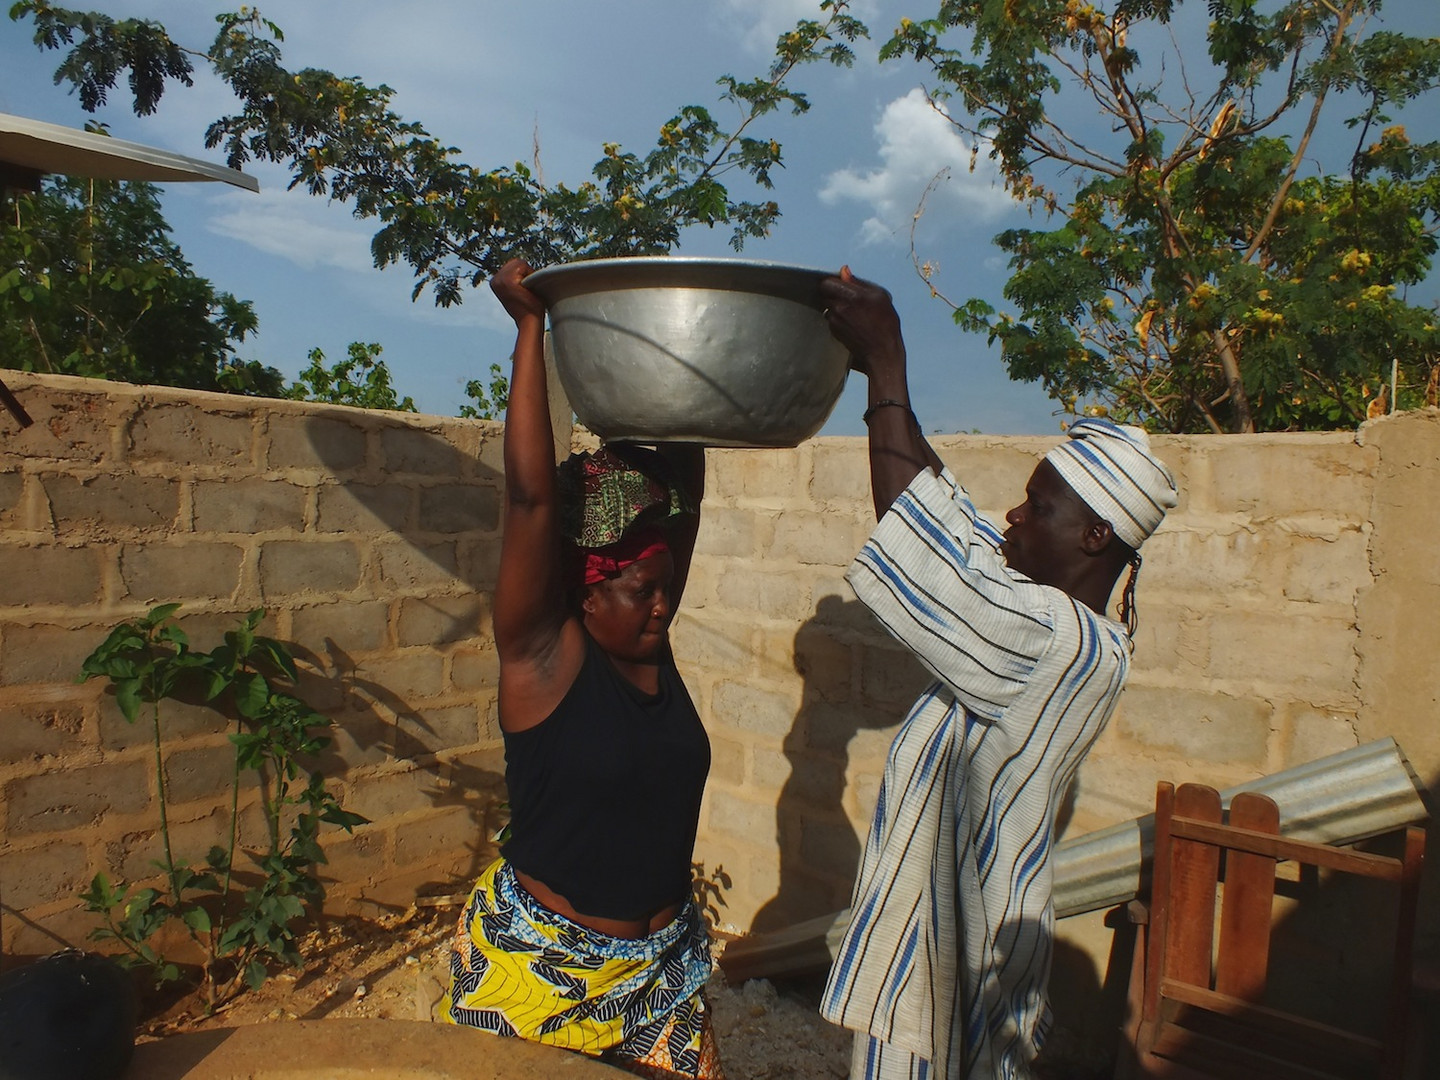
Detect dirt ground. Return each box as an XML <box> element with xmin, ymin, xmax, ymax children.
<box><xmin>136</xmin><ymin>903</ymin><xmax>854</xmax><ymax>1080</ymax></box>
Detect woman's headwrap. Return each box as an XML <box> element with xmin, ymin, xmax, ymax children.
<box><xmin>557</xmin><ymin>444</ymin><xmax>695</xmax><ymax>586</ymax></box>
<box><xmin>1044</xmin><ymin>418</ymin><xmax>1178</xmax><ymax>550</ymax></box>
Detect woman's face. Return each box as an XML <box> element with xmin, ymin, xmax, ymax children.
<box><xmin>581</xmin><ymin>551</ymin><xmax>675</xmax><ymax>662</ymax></box>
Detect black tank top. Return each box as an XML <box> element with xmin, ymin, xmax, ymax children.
<box><xmin>500</xmin><ymin>633</ymin><xmax>711</xmax><ymax>920</ymax></box>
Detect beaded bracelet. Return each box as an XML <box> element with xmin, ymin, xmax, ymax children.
<box><xmin>862</xmin><ymin>398</ymin><xmax>916</xmax><ymax>425</ymax></box>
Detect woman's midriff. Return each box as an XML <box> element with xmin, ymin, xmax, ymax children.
<box><xmin>513</xmin><ymin>868</ymin><xmax>682</xmax><ymax>939</ymax></box>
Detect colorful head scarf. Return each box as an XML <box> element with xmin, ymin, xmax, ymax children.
<box><xmin>557</xmin><ymin>444</ymin><xmax>694</xmax><ymax>585</ymax></box>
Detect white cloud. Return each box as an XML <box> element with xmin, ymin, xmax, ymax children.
<box><xmin>713</xmin><ymin>0</ymin><xmax>884</xmax><ymax>58</ymax></box>
<box><xmin>819</xmin><ymin>88</ymin><xmax>1016</xmax><ymax>246</ymax></box>
<box><xmin>206</xmin><ymin>185</ymin><xmax>375</xmax><ymax>274</ymax></box>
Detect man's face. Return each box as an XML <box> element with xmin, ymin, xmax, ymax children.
<box><xmin>1001</xmin><ymin>460</ymin><xmax>1101</xmax><ymax>586</ymax></box>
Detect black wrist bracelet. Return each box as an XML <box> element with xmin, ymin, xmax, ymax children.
<box><xmin>863</xmin><ymin>398</ymin><xmax>915</xmax><ymax>425</ymax></box>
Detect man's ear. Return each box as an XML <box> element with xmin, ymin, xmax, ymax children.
<box><xmin>580</xmin><ymin>584</ymin><xmax>598</xmax><ymax>615</ymax></box>
<box><xmin>1081</xmin><ymin>518</ymin><xmax>1114</xmax><ymax>556</ymax></box>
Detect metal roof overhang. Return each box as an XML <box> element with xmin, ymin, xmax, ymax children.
<box><xmin>0</xmin><ymin>111</ymin><xmax>258</xmax><ymax>192</ymax></box>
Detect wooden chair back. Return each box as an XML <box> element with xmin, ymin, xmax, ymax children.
<box><xmin>1123</xmin><ymin>781</ymin><xmax>1424</xmax><ymax>1079</ymax></box>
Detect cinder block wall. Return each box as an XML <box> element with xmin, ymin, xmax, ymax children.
<box><xmin>2</xmin><ymin>373</ymin><xmax>1437</xmax><ymax>1000</ymax></box>
<box><xmin>0</xmin><ymin>372</ymin><xmax>510</xmax><ymax>955</ymax></box>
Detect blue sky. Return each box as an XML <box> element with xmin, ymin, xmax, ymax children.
<box><xmin>3</xmin><ymin>0</ymin><xmax>1437</xmax><ymax>434</ymax></box>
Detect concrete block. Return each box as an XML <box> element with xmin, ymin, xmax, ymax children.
<box><xmin>314</xmin><ymin>483</ymin><xmax>413</xmax><ymax>534</ymax></box>
<box><xmin>98</xmin><ymin>694</ymin><xmax>227</xmax><ymax>751</ymax></box>
<box><xmin>258</xmin><ymin>539</ymin><xmax>362</xmax><ymax>598</ymax></box>
<box><xmin>0</xmin><ymin>694</ymin><xmax>88</xmax><ymax>762</ymax></box>
<box><xmin>393</xmin><ymin>704</ymin><xmax>482</xmax><ymax>760</ymax></box>
<box><xmin>769</xmin><ymin>509</ymin><xmax>864</xmax><ymax>567</ymax></box>
<box><xmin>714</xmin><ymin>567</ymin><xmax>812</xmax><ymax>623</ymax></box>
<box><xmin>5</xmin><ymin>759</ymin><xmax>150</xmax><ymax>835</ymax></box>
<box><xmin>396</xmin><ymin>595</ymin><xmax>488</xmax><ymax>648</ymax></box>
<box><xmin>266</xmin><ymin>414</ymin><xmax>368</xmax><ymax>473</ymax></box>
<box><xmin>790</xmin><ymin>624</ymin><xmax>856</xmax><ymax>703</ymax></box>
<box><xmin>169</xmin><ymin>609</ymin><xmax>277</xmax><ymax>654</ymax></box>
<box><xmin>379</xmin><ymin>426</ymin><xmax>464</xmax><ymax>477</ymax></box>
<box><xmin>114</xmin><ymin>811</ymin><xmax>233</xmax><ymax>882</ymax></box>
<box><xmin>0</xmin><ymin>470</ymin><xmax>23</xmax><ymax>517</ymax></box>
<box><xmin>940</xmin><ymin>445</ymin><xmax>1048</xmax><ymax>515</ymax></box>
<box><xmin>290</xmin><ymin>600</ymin><xmax>392</xmax><ymax>655</ymax></box>
<box><xmin>709</xmin><ymin>735</ymin><xmax>746</xmax><ymax>786</ymax></box>
<box><xmin>1142</xmin><ymin>525</ymin><xmax>1266</xmax><ymax>594</ymax></box>
<box><xmin>2</xmin><ymin>386</ymin><xmax>117</xmax><ymax>466</ymax></box>
<box><xmin>670</xmin><ymin>617</ymin><xmax>753</xmax><ymax>678</ymax></box>
<box><xmin>129</xmin><ymin>403</ymin><xmax>253</xmax><ymax>464</ymax></box>
<box><xmin>693</xmin><ymin>508</ymin><xmax>757</xmax><ymax>559</ymax></box>
<box><xmin>2</xmin><ymin>903</ymin><xmax>105</xmax><ymax>958</ymax></box>
<box><xmin>859</xmin><ymin>643</ymin><xmax>932</xmax><ymax>711</ymax></box>
<box><xmin>163</xmin><ymin>742</ymin><xmax>241</xmax><ymax>804</ymax></box>
<box><xmin>1113</xmin><ymin>683</ymin><xmax>1272</xmax><ymax>765</ymax></box>
<box><xmin>1279</xmin><ymin>705</ymin><xmax>1361</xmax><ymax>768</ymax></box>
<box><xmin>0</xmin><ymin>840</ymin><xmax>90</xmax><ymax>911</ymax></box>
<box><xmin>119</xmin><ymin>541</ymin><xmax>244</xmax><ymax>602</ymax></box>
<box><xmin>1203</xmin><ymin>435</ymin><xmax>1375</xmax><ymax>518</ymax></box>
<box><xmin>417</xmin><ymin>484</ymin><xmax>500</xmax><ymax>533</ymax></box>
<box><xmin>711</xmin><ymin>680</ymin><xmax>800</xmax><ymax>742</ymax></box>
<box><xmin>353</xmin><ymin>651</ymin><xmax>446</xmax><ymax>702</ymax></box>
<box><xmin>375</xmin><ymin>541</ymin><xmax>461</xmax><ymax>590</ymax></box>
<box><xmin>313</xmin><ymin>712</ymin><xmax>393</xmax><ymax>774</ymax></box>
<box><xmin>0</xmin><ymin>621</ymin><xmax>103</xmax><ymax>686</ymax></box>
<box><xmin>799</xmin><ymin>701</ymin><xmax>898</xmax><ymax>757</ymax></box>
<box><xmin>1128</xmin><ymin>606</ymin><xmax>1209</xmax><ymax>678</ymax></box>
<box><xmin>457</xmin><ymin>538</ymin><xmax>500</xmax><ymax>591</ymax></box>
<box><xmin>43</xmin><ymin>474</ymin><xmax>180</xmax><ymax>532</ymax></box>
<box><xmin>193</xmin><ymin>479</ymin><xmax>307</xmax><ymax>533</ymax></box>
<box><xmin>450</xmin><ymin>648</ymin><xmax>500</xmax><ymax>694</ymax></box>
<box><xmin>709</xmin><ymin>449</ymin><xmax>802</xmax><ymax>503</ymax></box>
<box><xmin>393</xmin><ymin>805</ymin><xmax>485</xmax><ymax>869</ymax></box>
<box><xmin>1206</xmin><ymin>608</ymin><xmax>1359</xmax><ymax>693</ymax></box>
<box><xmin>798</xmin><ymin>816</ymin><xmax>863</xmax><ymax>878</ymax></box>
<box><xmin>751</xmin><ymin>745</ymin><xmax>848</xmax><ymax>811</ymax></box>
<box><xmin>318</xmin><ymin>828</ymin><xmax>390</xmax><ymax>891</ymax></box>
<box><xmin>705</xmin><ymin>786</ymin><xmax>776</xmax><ymax>842</ymax></box>
<box><xmin>809</xmin><ymin>583</ymin><xmax>879</xmax><ymax>635</ymax></box>
<box><xmin>810</xmin><ymin>444</ymin><xmax>872</xmax><ymax>502</ymax></box>
<box><xmin>0</xmin><ymin>544</ymin><xmax>104</xmax><ymax>607</ymax></box>
<box><xmin>343</xmin><ymin>767</ymin><xmax>441</xmax><ymax>823</ymax></box>
<box><xmin>1275</xmin><ymin>527</ymin><xmax>1370</xmax><ymax>605</ymax></box>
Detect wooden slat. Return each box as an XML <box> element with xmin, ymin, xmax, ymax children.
<box><xmin>1164</xmin><ymin>783</ymin><xmax>1222</xmax><ymax>987</ymax></box>
<box><xmin>1215</xmin><ymin>791</ymin><xmax>1278</xmax><ymax>1000</ymax></box>
<box><xmin>1142</xmin><ymin>783</ymin><xmax>1179</xmax><ymax>1026</ymax></box>
<box><xmin>1168</xmin><ymin>818</ymin><xmax>1406</xmax><ymax>880</ymax></box>
<box><xmin>1146</xmin><ymin>1017</ymin><xmax>1371</xmax><ymax>1080</ymax></box>
<box><xmin>1159</xmin><ymin>979</ymin><xmax>1383</xmax><ymax>1064</ymax></box>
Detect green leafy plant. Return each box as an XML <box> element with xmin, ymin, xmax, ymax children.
<box><xmin>284</xmin><ymin>341</ymin><xmax>417</xmax><ymax>412</ymax></box>
<box><xmin>459</xmin><ymin>362</ymin><xmax>510</xmax><ymax>421</ymax></box>
<box><xmin>77</xmin><ymin>604</ymin><xmax>367</xmax><ymax>1011</ymax></box>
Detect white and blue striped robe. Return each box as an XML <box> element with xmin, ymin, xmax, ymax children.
<box><xmin>821</xmin><ymin>467</ymin><xmax>1132</xmax><ymax>1080</ymax></box>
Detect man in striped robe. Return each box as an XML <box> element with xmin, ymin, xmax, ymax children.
<box><xmin>816</xmin><ymin>267</ymin><xmax>1179</xmax><ymax>1079</ymax></box>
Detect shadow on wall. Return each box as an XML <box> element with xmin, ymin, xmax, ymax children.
<box><xmin>288</xmin><ymin>414</ymin><xmax>510</xmax><ymax>898</ymax></box>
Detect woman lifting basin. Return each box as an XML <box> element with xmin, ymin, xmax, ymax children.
<box><xmin>445</xmin><ymin>258</ymin><xmax>721</xmax><ymax>1080</ymax></box>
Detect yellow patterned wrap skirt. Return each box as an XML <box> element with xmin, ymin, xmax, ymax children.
<box><xmin>445</xmin><ymin>858</ymin><xmax>724</xmax><ymax>1079</ymax></box>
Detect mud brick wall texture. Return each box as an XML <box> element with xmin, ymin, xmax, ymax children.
<box><xmin>2</xmin><ymin>372</ymin><xmax>1437</xmax><ymax>990</ymax></box>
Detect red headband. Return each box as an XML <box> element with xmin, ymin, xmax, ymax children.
<box><xmin>582</xmin><ymin>525</ymin><xmax>670</xmax><ymax>585</ymax></box>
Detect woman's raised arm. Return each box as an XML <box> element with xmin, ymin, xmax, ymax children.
<box><xmin>491</xmin><ymin>259</ymin><xmax>571</xmax><ymax>667</ymax></box>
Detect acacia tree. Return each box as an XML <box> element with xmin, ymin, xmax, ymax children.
<box><xmin>886</xmin><ymin>0</ymin><xmax>1440</xmax><ymax>432</ymax></box>
<box><xmin>11</xmin><ymin>1</ymin><xmax>865</xmax><ymax>310</ymax></box>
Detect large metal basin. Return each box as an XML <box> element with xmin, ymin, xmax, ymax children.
<box><xmin>524</xmin><ymin>257</ymin><xmax>850</xmax><ymax>448</ymax></box>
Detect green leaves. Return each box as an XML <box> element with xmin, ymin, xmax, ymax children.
<box><xmin>76</xmin><ymin>603</ymin><xmax>367</xmax><ymax>1010</ymax></box>
<box><xmin>885</xmin><ymin>0</ymin><xmax>1440</xmax><ymax>431</ymax></box>
<box><xmin>11</xmin><ymin>2</ymin><xmax>865</xmax><ymax>305</ymax></box>
<box><xmin>0</xmin><ymin>173</ymin><xmax>284</xmax><ymax>395</ymax></box>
